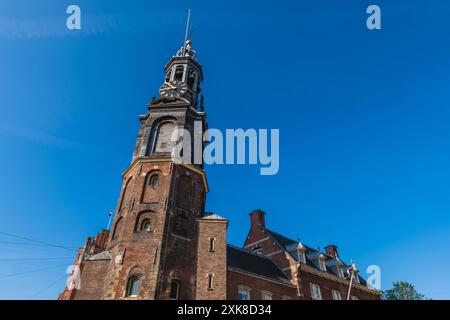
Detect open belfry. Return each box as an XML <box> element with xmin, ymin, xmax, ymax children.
<box><xmin>59</xmin><ymin>38</ymin><xmax>381</xmax><ymax>301</ymax></box>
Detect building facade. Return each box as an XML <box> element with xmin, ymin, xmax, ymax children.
<box><xmin>59</xmin><ymin>40</ymin><xmax>381</xmax><ymax>301</ymax></box>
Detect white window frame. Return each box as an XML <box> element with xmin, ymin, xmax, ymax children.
<box><xmin>332</xmin><ymin>290</ymin><xmax>342</xmax><ymax>300</ymax></box>
<box><xmin>298</xmin><ymin>251</ymin><xmax>306</xmax><ymax>263</ymax></box>
<box><xmin>351</xmin><ymin>295</ymin><xmax>359</xmax><ymax>300</ymax></box>
<box><xmin>319</xmin><ymin>258</ymin><xmax>326</xmax><ymax>271</ymax></box>
<box><xmin>238</xmin><ymin>286</ymin><xmax>251</xmax><ymax>300</ymax></box>
<box><xmin>261</xmin><ymin>290</ymin><xmax>272</xmax><ymax>300</ymax></box>
<box><xmin>125</xmin><ymin>276</ymin><xmax>140</xmax><ymax>298</ymax></box>
<box><xmin>310</xmin><ymin>283</ymin><xmax>322</xmax><ymax>300</ymax></box>
<box><xmin>337</xmin><ymin>265</ymin><xmax>344</xmax><ymax>278</ymax></box>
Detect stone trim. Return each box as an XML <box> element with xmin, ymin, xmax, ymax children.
<box><xmin>122</xmin><ymin>157</ymin><xmax>209</xmax><ymax>192</ymax></box>
<box><xmin>244</xmin><ymin>237</ymin><xmax>270</xmax><ymax>248</ymax></box>
<box><xmin>266</xmin><ymin>250</ymin><xmax>283</xmax><ymax>257</ymax></box>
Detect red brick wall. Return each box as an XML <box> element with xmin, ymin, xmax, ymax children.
<box><xmin>59</xmin><ymin>237</ymin><xmax>110</xmax><ymax>300</ymax></box>
<box><xmin>195</xmin><ymin>218</ymin><xmax>227</xmax><ymax>299</ymax></box>
<box><xmin>74</xmin><ymin>259</ymin><xmax>110</xmax><ymax>300</ymax></box>
<box><xmin>227</xmin><ymin>269</ymin><xmax>297</xmax><ymax>300</ymax></box>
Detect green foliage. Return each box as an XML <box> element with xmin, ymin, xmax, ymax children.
<box><xmin>383</xmin><ymin>281</ymin><xmax>427</xmax><ymax>300</ymax></box>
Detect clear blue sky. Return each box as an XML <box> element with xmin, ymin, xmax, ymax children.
<box><xmin>1</xmin><ymin>0</ymin><xmax>449</xmax><ymax>299</ymax></box>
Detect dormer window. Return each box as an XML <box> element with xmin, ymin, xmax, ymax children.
<box><xmin>296</xmin><ymin>242</ymin><xmax>306</xmax><ymax>264</ymax></box>
<box><xmin>337</xmin><ymin>265</ymin><xmax>344</xmax><ymax>278</ymax></box>
<box><xmin>297</xmin><ymin>251</ymin><xmax>306</xmax><ymax>264</ymax></box>
<box><xmin>319</xmin><ymin>256</ymin><xmax>326</xmax><ymax>271</ymax></box>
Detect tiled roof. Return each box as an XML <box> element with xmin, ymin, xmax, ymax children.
<box><xmin>227</xmin><ymin>245</ymin><xmax>294</xmax><ymax>286</ymax></box>
<box><xmin>265</xmin><ymin>229</ymin><xmax>367</xmax><ymax>286</ymax></box>
<box><xmin>266</xmin><ymin>229</ymin><xmax>298</xmax><ymax>249</ymax></box>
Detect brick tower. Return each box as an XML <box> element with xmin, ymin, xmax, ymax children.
<box><xmin>101</xmin><ymin>40</ymin><xmax>227</xmax><ymax>300</ymax></box>
<box><xmin>60</xmin><ymin>39</ymin><xmax>228</xmax><ymax>300</ymax></box>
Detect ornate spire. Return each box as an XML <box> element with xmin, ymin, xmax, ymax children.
<box><xmin>175</xmin><ymin>9</ymin><xmax>197</xmax><ymax>59</ymax></box>
<box><xmin>155</xmin><ymin>9</ymin><xmax>203</xmax><ymax>108</ymax></box>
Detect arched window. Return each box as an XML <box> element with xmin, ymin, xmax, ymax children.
<box><xmin>154</xmin><ymin>122</ymin><xmax>176</xmax><ymax>153</ymax></box>
<box><xmin>208</xmin><ymin>274</ymin><xmax>214</xmax><ymax>291</ymax></box>
<box><xmin>112</xmin><ymin>217</ymin><xmax>123</xmax><ymax>240</ymax></box>
<box><xmin>150</xmin><ymin>174</ymin><xmax>159</xmax><ymax>189</ymax></box>
<box><xmin>165</xmin><ymin>67</ymin><xmax>172</xmax><ymax>82</ymax></box>
<box><xmin>141</xmin><ymin>172</ymin><xmax>161</xmax><ymax>203</ymax></box>
<box><xmin>118</xmin><ymin>178</ymin><xmax>132</xmax><ymax>211</ymax></box>
<box><xmin>172</xmin><ymin>215</ymin><xmax>190</xmax><ymax>239</ymax></box>
<box><xmin>141</xmin><ymin>219</ymin><xmax>152</xmax><ymax>232</ymax></box>
<box><xmin>174</xmin><ymin>65</ymin><xmax>184</xmax><ymax>81</ymax></box>
<box><xmin>125</xmin><ymin>276</ymin><xmax>140</xmax><ymax>297</ymax></box>
<box><xmin>209</xmin><ymin>238</ymin><xmax>215</xmax><ymax>252</ymax></box>
<box><xmin>187</xmin><ymin>67</ymin><xmax>196</xmax><ymax>89</ymax></box>
<box><xmin>134</xmin><ymin>211</ymin><xmax>155</xmax><ymax>233</ymax></box>
<box><xmin>169</xmin><ymin>280</ymin><xmax>180</xmax><ymax>300</ymax></box>
<box><xmin>176</xmin><ymin>175</ymin><xmax>193</xmax><ymax>209</ymax></box>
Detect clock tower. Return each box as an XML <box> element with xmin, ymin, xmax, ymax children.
<box><xmin>96</xmin><ymin>40</ymin><xmax>227</xmax><ymax>300</ymax></box>
<box><xmin>130</xmin><ymin>40</ymin><xmax>206</xmax><ymax>166</ymax></box>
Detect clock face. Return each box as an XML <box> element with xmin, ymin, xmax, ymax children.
<box><xmin>159</xmin><ymin>80</ymin><xmax>188</xmax><ymax>98</ymax></box>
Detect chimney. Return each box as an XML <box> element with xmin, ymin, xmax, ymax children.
<box><xmin>250</xmin><ymin>209</ymin><xmax>266</xmax><ymax>229</ymax></box>
<box><xmin>324</xmin><ymin>244</ymin><xmax>339</xmax><ymax>258</ymax></box>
